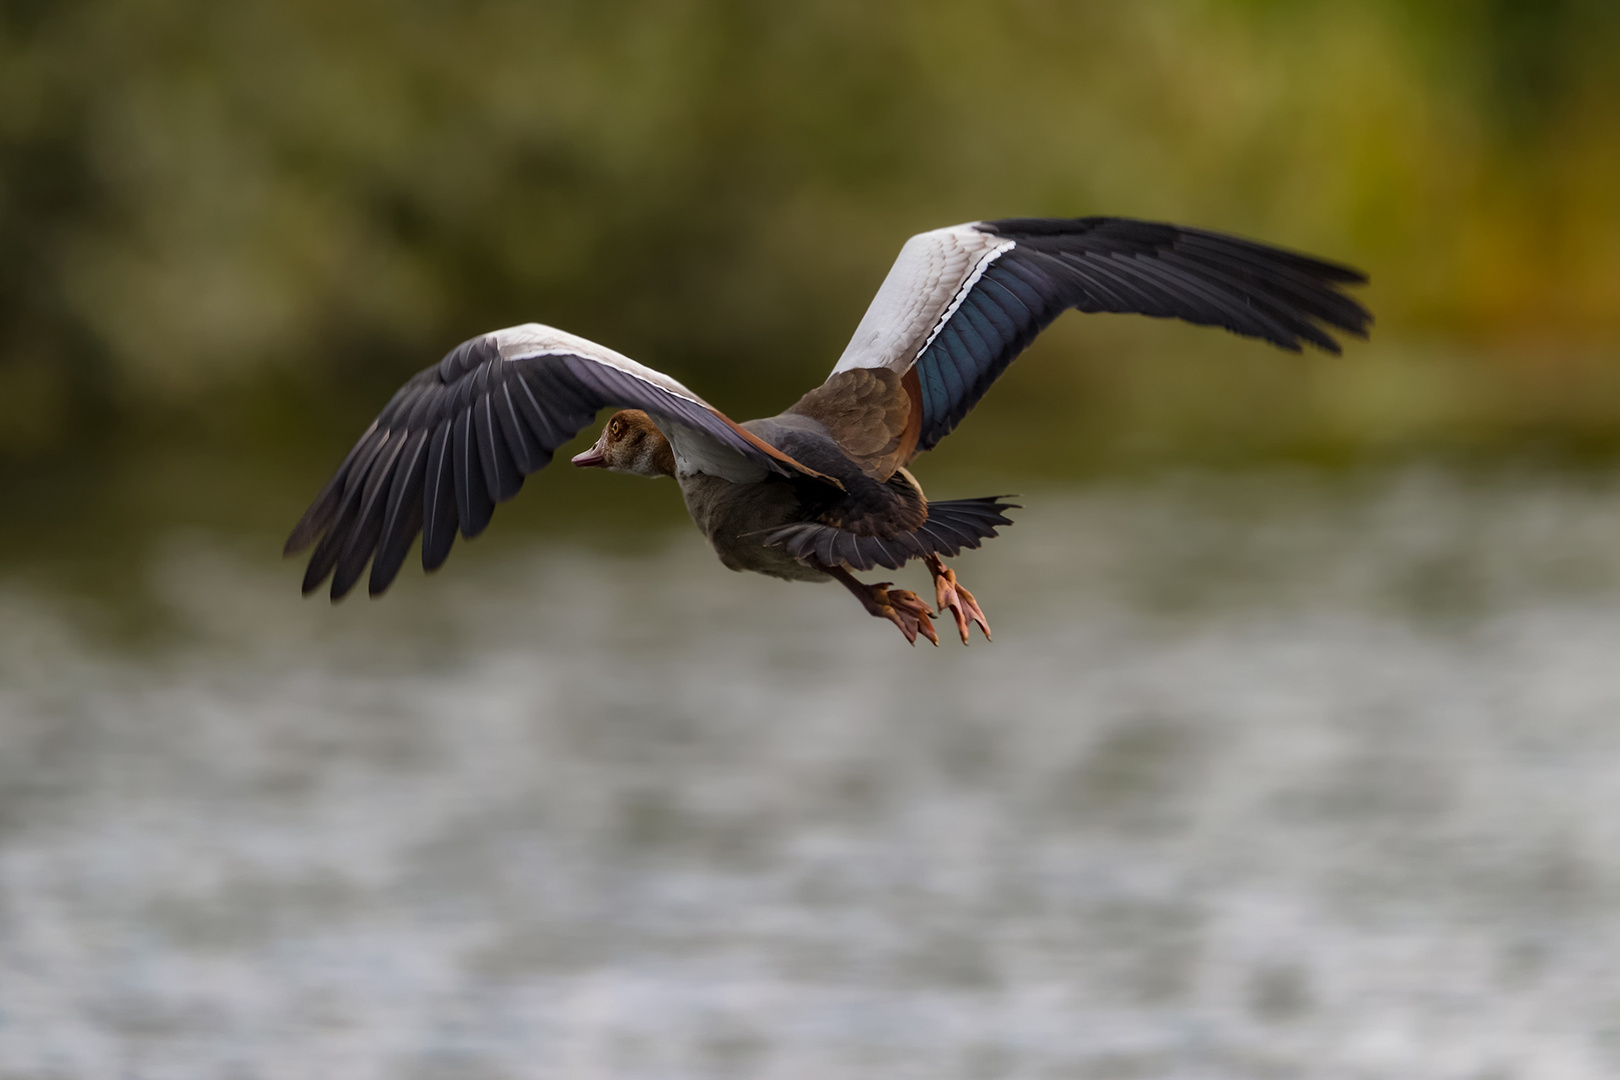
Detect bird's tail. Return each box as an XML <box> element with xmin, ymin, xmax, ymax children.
<box><xmin>763</xmin><ymin>496</ymin><xmax>1018</xmax><ymax>572</ymax></box>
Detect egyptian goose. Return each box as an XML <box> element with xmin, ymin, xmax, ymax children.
<box><xmin>287</xmin><ymin>217</ymin><xmax>1369</xmax><ymax>644</ymax></box>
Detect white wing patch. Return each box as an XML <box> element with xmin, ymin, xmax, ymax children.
<box><xmin>491</xmin><ymin>323</ymin><xmax>715</xmax><ymax>408</ymax></box>
<box><xmin>490</xmin><ymin>323</ymin><xmax>766</xmax><ymax>483</ymax></box>
<box><xmin>830</xmin><ymin>225</ymin><xmax>1016</xmax><ymax>376</ymax></box>
<box><xmin>664</xmin><ymin>422</ymin><xmax>770</xmax><ymax>483</ymax></box>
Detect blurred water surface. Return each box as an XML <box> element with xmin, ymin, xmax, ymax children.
<box><xmin>5</xmin><ymin>467</ymin><xmax>1620</xmax><ymax>1078</ymax></box>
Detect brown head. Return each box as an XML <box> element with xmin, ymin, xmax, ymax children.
<box><xmin>570</xmin><ymin>409</ymin><xmax>676</xmax><ymax>478</ymax></box>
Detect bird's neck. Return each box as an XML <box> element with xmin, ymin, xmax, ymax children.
<box><xmin>635</xmin><ymin>428</ymin><xmax>677</xmax><ymax>478</ymax></box>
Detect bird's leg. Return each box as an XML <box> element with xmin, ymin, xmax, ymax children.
<box><xmin>817</xmin><ymin>562</ymin><xmax>939</xmax><ymax>647</ymax></box>
<box><xmin>924</xmin><ymin>554</ymin><xmax>991</xmax><ymax>644</ymax></box>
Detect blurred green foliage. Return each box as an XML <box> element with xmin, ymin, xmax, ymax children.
<box><xmin>1</xmin><ymin>0</ymin><xmax>1618</xmax><ymax>486</ymax></box>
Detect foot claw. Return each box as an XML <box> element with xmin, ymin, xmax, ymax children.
<box><xmin>820</xmin><ymin>562</ymin><xmax>941</xmax><ymax>647</ymax></box>
<box><xmin>926</xmin><ymin>555</ymin><xmax>991</xmax><ymax>644</ymax></box>
<box><xmin>954</xmin><ymin>582</ymin><xmax>991</xmax><ymax>642</ymax></box>
<box><xmin>881</xmin><ymin>588</ymin><xmax>938</xmax><ymax>646</ymax></box>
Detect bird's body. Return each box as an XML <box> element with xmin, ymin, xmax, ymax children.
<box><xmin>678</xmin><ymin>470</ymin><xmax>820</xmax><ymax>581</ymax></box>
<box><xmin>288</xmin><ymin>216</ymin><xmax>1370</xmax><ymax>644</ymax></box>
<box><xmin>660</xmin><ymin>448</ymin><xmax>825</xmax><ymax>583</ymax></box>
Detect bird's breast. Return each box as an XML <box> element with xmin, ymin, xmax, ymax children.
<box><xmin>676</xmin><ymin>473</ymin><xmax>828</xmax><ymax>582</ymax></box>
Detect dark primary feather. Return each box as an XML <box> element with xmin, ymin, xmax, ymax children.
<box><xmin>286</xmin><ymin>334</ymin><xmax>791</xmax><ymax>600</ymax></box>
<box><xmin>910</xmin><ymin>217</ymin><xmax>1371</xmax><ymax>451</ymax></box>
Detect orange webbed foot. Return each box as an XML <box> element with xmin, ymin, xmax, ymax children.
<box><xmin>926</xmin><ymin>555</ymin><xmax>991</xmax><ymax>644</ymax></box>
<box><xmin>870</xmin><ymin>583</ymin><xmax>940</xmax><ymax>647</ymax></box>
<box><xmin>818</xmin><ymin>562</ymin><xmax>941</xmax><ymax>647</ymax></box>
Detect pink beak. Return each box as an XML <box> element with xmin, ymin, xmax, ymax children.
<box><xmin>571</xmin><ymin>446</ymin><xmax>607</xmax><ymax>468</ymax></box>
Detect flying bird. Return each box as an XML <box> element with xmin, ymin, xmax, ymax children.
<box><xmin>287</xmin><ymin>217</ymin><xmax>1370</xmax><ymax>644</ymax></box>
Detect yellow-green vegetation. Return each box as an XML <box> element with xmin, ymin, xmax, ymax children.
<box><xmin>2</xmin><ymin>0</ymin><xmax>1617</xmax><ymax>484</ymax></box>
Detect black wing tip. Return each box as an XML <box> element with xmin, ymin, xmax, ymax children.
<box><xmin>329</xmin><ymin>568</ymin><xmax>361</xmax><ymax>602</ymax></box>
<box><xmin>1297</xmin><ymin>256</ymin><xmax>1368</xmax><ymax>287</ymax></box>
<box><xmin>980</xmin><ymin>214</ymin><xmax>1371</xmax><ymax>282</ymax></box>
<box><xmin>421</xmin><ymin>537</ymin><xmax>454</xmax><ymax>573</ymax></box>
<box><xmin>1341</xmin><ymin>305</ymin><xmax>1375</xmax><ymax>338</ymax></box>
<box><xmin>297</xmin><ymin>544</ymin><xmax>402</xmax><ymax>600</ymax></box>
<box><xmin>285</xmin><ymin>482</ymin><xmax>345</xmax><ymax>556</ymax></box>
<box><xmin>300</xmin><ymin>561</ymin><xmax>332</xmax><ymax>597</ymax></box>
<box><xmin>1180</xmin><ymin>230</ymin><xmax>1372</xmax><ymax>311</ymax></box>
<box><xmin>1287</xmin><ymin>300</ymin><xmax>1374</xmax><ymax>356</ymax></box>
<box><xmin>975</xmin><ymin>214</ymin><xmax>1373</xmax><ymax>364</ymax></box>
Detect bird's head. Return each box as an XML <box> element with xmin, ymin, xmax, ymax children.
<box><xmin>570</xmin><ymin>409</ymin><xmax>676</xmax><ymax>478</ymax></box>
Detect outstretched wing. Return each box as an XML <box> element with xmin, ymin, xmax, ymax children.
<box><xmin>286</xmin><ymin>323</ymin><xmax>815</xmax><ymax>600</ymax></box>
<box><xmin>820</xmin><ymin>216</ymin><xmax>1371</xmax><ymax>461</ymax></box>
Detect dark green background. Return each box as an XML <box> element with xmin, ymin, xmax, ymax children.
<box><xmin>4</xmin><ymin>0</ymin><xmax>1618</xmax><ymax>580</ymax></box>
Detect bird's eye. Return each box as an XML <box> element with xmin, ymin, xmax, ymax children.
<box><xmin>610</xmin><ymin>421</ymin><xmax>621</xmax><ymax>436</ymax></box>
